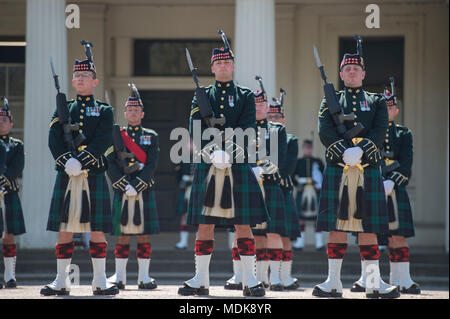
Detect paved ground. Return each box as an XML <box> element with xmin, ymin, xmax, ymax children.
<box><xmin>0</xmin><ymin>284</ymin><xmax>447</xmax><ymax>299</ymax></box>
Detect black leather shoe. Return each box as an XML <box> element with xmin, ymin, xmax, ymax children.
<box><xmin>110</xmin><ymin>281</ymin><xmax>125</xmax><ymax>290</ymax></box>
<box><xmin>93</xmin><ymin>285</ymin><xmax>120</xmax><ymax>296</ymax></box>
<box><xmin>243</xmin><ymin>283</ymin><xmax>265</xmax><ymax>297</ymax></box>
<box><xmin>138</xmin><ymin>279</ymin><xmax>157</xmax><ymax>290</ymax></box>
<box><xmin>312</xmin><ymin>286</ymin><xmax>342</xmax><ymax>298</ymax></box>
<box><xmin>3</xmin><ymin>279</ymin><xmax>17</xmax><ymax>288</ymax></box>
<box><xmin>350</xmin><ymin>282</ymin><xmax>365</xmax><ymax>292</ymax></box>
<box><xmin>177</xmin><ymin>283</ymin><xmax>209</xmax><ymax>296</ymax></box>
<box><xmin>366</xmin><ymin>287</ymin><xmax>400</xmax><ymax>299</ymax></box>
<box><xmin>40</xmin><ymin>286</ymin><xmax>70</xmax><ymax>296</ymax></box>
<box><xmin>224</xmin><ymin>282</ymin><xmax>242</xmax><ymax>290</ymax></box>
<box><xmin>269</xmin><ymin>283</ymin><xmax>284</xmax><ymax>291</ymax></box>
<box><xmin>283</xmin><ymin>279</ymin><xmax>300</xmax><ymax>291</ymax></box>
<box><xmin>400</xmin><ymin>283</ymin><xmax>421</xmax><ymax>295</ymax></box>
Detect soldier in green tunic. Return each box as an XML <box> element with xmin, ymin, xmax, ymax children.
<box><xmin>0</xmin><ymin>98</ymin><xmax>26</xmax><ymax>289</ymax></box>
<box><xmin>178</xmin><ymin>40</ymin><xmax>268</xmax><ymax>297</ymax></box>
<box><xmin>292</xmin><ymin>139</ymin><xmax>325</xmax><ymax>251</ymax></box>
<box><xmin>41</xmin><ymin>42</ymin><xmax>118</xmax><ymax>296</ymax></box>
<box><xmin>266</xmin><ymin>94</ymin><xmax>302</xmax><ymax>290</ymax></box>
<box><xmin>313</xmin><ymin>40</ymin><xmax>400</xmax><ymax>299</ymax></box>
<box><xmin>351</xmin><ymin>78</ymin><xmax>420</xmax><ymax>294</ymax></box>
<box><xmin>106</xmin><ymin>86</ymin><xmax>160</xmax><ymax>290</ymax></box>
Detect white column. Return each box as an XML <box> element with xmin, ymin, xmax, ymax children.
<box><xmin>234</xmin><ymin>0</ymin><xmax>276</xmax><ymax>98</ymax></box>
<box><xmin>20</xmin><ymin>0</ymin><xmax>67</xmax><ymax>248</ymax></box>
<box><xmin>446</xmin><ymin>96</ymin><xmax>449</xmax><ymax>254</ymax></box>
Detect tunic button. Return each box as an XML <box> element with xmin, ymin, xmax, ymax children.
<box><xmin>79</xmin><ymin>129</ymin><xmax>83</xmax><ymax>133</ymax></box>
<box><xmin>82</xmin><ymin>103</ymin><xmax>86</xmax><ymax>107</ymax></box>
<box><xmin>218</xmin><ymin>83</ymin><xmax>222</xmax><ymax>87</ymax></box>
<box><xmin>226</xmin><ymin>83</ymin><xmax>231</xmax><ymax>87</ymax></box>
<box><xmin>132</xmin><ymin>133</ymin><xmax>135</xmax><ymax>136</ymax></box>
<box><xmin>80</xmin><ymin>115</ymin><xmax>84</xmax><ymax>119</ymax></box>
<box><xmin>79</xmin><ymin>122</ymin><xmax>83</xmax><ymax>126</ymax></box>
<box><xmin>353</xmin><ymin>95</ymin><xmax>357</xmax><ymax>99</ymax></box>
<box><xmin>356</xmin><ymin>89</ymin><xmax>360</xmax><ymax>93</ymax></box>
<box><xmin>352</xmin><ymin>101</ymin><xmax>357</xmax><ymax>105</ymax></box>
<box><xmin>353</xmin><ymin>108</ymin><xmax>357</xmax><ymax>112</ymax></box>
<box><xmin>221</xmin><ymin>97</ymin><xmax>225</xmax><ymax>101</ymax></box>
<box><xmin>220</xmin><ymin>114</ymin><xmax>224</xmax><ymax>118</ymax></box>
<box><xmin>222</xmin><ymin>90</ymin><xmax>226</xmax><ymax>94</ymax></box>
<box><xmin>80</xmin><ymin>109</ymin><xmax>85</xmax><ymax>113</ymax></box>
<box><xmin>354</xmin><ymin>122</ymin><xmax>358</xmax><ymax>126</ymax></box>
<box><xmin>386</xmin><ymin>134</ymin><xmax>389</xmax><ymax>137</ymax></box>
<box><xmin>132</xmin><ymin>139</ymin><xmax>135</xmax><ymax>142</ymax></box>
<box><xmin>220</xmin><ymin>105</ymin><xmax>224</xmax><ymax>109</ymax></box>
<box><xmin>385</xmin><ymin>139</ymin><xmax>389</xmax><ymax>143</ymax></box>
<box><xmin>387</xmin><ymin>146</ymin><xmax>390</xmax><ymax>149</ymax></box>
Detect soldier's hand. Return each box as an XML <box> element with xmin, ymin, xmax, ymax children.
<box><xmin>342</xmin><ymin>146</ymin><xmax>363</xmax><ymax>166</ymax></box>
<box><xmin>383</xmin><ymin>179</ymin><xmax>395</xmax><ymax>196</ymax></box>
<box><xmin>125</xmin><ymin>184</ymin><xmax>138</xmax><ymax>196</ymax></box>
<box><xmin>65</xmin><ymin>158</ymin><xmax>83</xmax><ymax>176</ymax></box>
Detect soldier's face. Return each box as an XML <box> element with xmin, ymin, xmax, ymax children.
<box><xmin>255</xmin><ymin>102</ymin><xmax>269</xmax><ymax>120</ymax></box>
<box><xmin>72</xmin><ymin>71</ymin><xmax>98</xmax><ymax>94</ymax></box>
<box><xmin>0</xmin><ymin>116</ymin><xmax>13</xmax><ymax>135</ymax></box>
<box><xmin>302</xmin><ymin>144</ymin><xmax>313</xmax><ymax>157</ymax></box>
<box><xmin>211</xmin><ymin>59</ymin><xmax>234</xmax><ymax>80</ymax></box>
<box><xmin>387</xmin><ymin>104</ymin><xmax>399</xmax><ymax>121</ymax></box>
<box><xmin>267</xmin><ymin>113</ymin><xmax>285</xmax><ymax>125</ymax></box>
<box><xmin>124</xmin><ymin>106</ymin><xmax>144</xmax><ymax>125</ymax></box>
<box><xmin>340</xmin><ymin>65</ymin><xmax>365</xmax><ymax>87</ymax></box>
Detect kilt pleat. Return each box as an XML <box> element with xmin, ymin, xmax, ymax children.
<box><xmin>111</xmin><ymin>190</ymin><xmax>160</xmax><ymax>236</ymax></box>
<box><xmin>47</xmin><ymin>172</ymin><xmax>112</xmax><ymax>233</ymax></box>
<box><xmin>0</xmin><ymin>192</ymin><xmax>26</xmax><ymax>237</ymax></box>
<box><xmin>187</xmin><ymin>163</ymin><xmax>269</xmax><ymax>227</ymax></box>
<box><xmin>316</xmin><ymin>165</ymin><xmax>389</xmax><ymax>235</ymax></box>
<box><xmin>264</xmin><ymin>183</ymin><xmax>287</xmax><ymax>236</ymax></box>
<box><xmin>282</xmin><ymin>189</ymin><xmax>301</xmax><ymax>239</ymax></box>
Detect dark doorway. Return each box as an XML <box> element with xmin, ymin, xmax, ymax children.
<box><xmin>339</xmin><ymin>36</ymin><xmax>404</xmax><ymax>123</ymax></box>
<box><xmin>140</xmin><ymin>90</ymin><xmax>193</xmax><ymax>231</ymax></box>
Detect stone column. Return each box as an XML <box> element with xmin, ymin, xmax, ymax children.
<box><xmin>234</xmin><ymin>0</ymin><xmax>276</xmax><ymax>98</ymax></box>
<box><xmin>19</xmin><ymin>0</ymin><xmax>67</xmax><ymax>248</ymax></box>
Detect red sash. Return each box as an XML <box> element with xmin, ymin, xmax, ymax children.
<box><xmin>120</xmin><ymin>129</ymin><xmax>147</xmax><ymax>164</ymax></box>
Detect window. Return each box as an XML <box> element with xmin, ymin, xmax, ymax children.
<box><xmin>0</xmin><ymin>37</ymin><xmax>26</xmax><ymax>140</ymax></box>
<box><xmin>134</xmin><ymin>39</ymin><xmax>226</xmax><ymax>76</ymax></box>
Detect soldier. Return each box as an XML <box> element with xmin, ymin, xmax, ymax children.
<box><xmin>0</xmin><ymin>98</ymin><xmax>26</xmax><ymax>289</ymax></box>
<box><xmin>106</xmin><ymin>85</ymin><xmax>160</xmax><ymax>290</ymax></box>
<box><xmin>351</xmin><ymin>78</ymin><xmax>420</xmax><ymax>294</ymax></box>
<box><xmin>312</xmin><ymin>38</ymin><xmax>400</xmax><ymax>298</ymax></box>
<box><xmin>266</xmin><ymin>94</ymin><xmax>302</xmax><ymax>290</ymax></box>
<box><xmin>174</xmin><ymin>159</ymin><xmax>194</xmax><ymax>250</ymax></box>
<box><xmin>41</xmin><ymin>41</ymin><xmax>118</xmax><ymax>296</ymax></box>
<box><xmin>292</xmin><ymin>139</ymin><xmax>325</xmax><ymax>251</ymax></box>
<box><xmin>178</xmin><ymin>33</ymin><xmax>268</xmax><ymax>297</ymax></box>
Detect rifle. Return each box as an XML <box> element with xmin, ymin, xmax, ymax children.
<box><xmin>50</xmin><ymin>56</ymin><xmax>85</xmax><ymax>153</ymax></box>
<box><xmin>112</xmin><ymin>124</ymin><xmax>142</xmax><ymax>175</ymax></box>
<box><xmin>313</xmin><ymin>46</ymin><xmax>364</xmax><ymax>140</ymax></box>
<box><xmin>185</xmin><ymin>48</ymin><xmax>225</xmax><ymax>127</ymax></box>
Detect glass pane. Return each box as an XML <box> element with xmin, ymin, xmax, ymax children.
<box><xmin>134</xmin><ymin>40</ymin><xmax>224</xmax><ymax>76</ymax></box>
<box><xmin>8</xmin><ymin>66</ymin><xmax>25</xmax><ymax>97</ymax></box>
<box><xmin>0</xmin><ymin>66</ymin><xmax>6</xmax><ymax>96</ymax></box>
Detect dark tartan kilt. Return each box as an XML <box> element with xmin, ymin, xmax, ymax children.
<box><xmin>377</xmin><ymin>186</ymin><xmax>415</xmax><ymax>244</ymax></box>
<box><xmin>295</xmin><ymin>188</ymin><xmax>321</xmax><ymax>221</ymax></box>
<box><xmin>47</xmin><ymin>172</ymin><xmax>112</xmax><ymax>233</ymax></box>
<box><xmin>111</xmin><ymin>189</ymin><xmax>160</xmax><ymax>236</ymax></box>
<box><xmin>317</xmin><ymin>164</ymin><xmax>389</xmax><ymax>235</ymax></box>
<box><xmin>187</xmin><ymin>163</ymin><xmax>269</xmax><ymax>227</ymax></box>
<box><xmin>0</xmin><ymin>192</ymin><xmax>26</xmax><ymax>237</ymax></box>
<box><xmin>282</xmin><ymin>189</ymin><xmax>301</xmax><ymax>240</ymax></box>
<box><xmin>175</xmin><ymin>188</ymin><xmax>188</xmax><ymax>216</ymax></box>
<box><xmin>252</xmin><ymin>183</ymin><xmax>285</xmax><ymax>236</ymax></box>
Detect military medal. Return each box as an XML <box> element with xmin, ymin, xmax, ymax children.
<box><xmin>360</xmin><ymin>100</ymin><xmax>370</xmax><ymax>111</ymax></box>
<box><xmin>140</xmin><ymin>135</ymin><xmax>151</xmax><ymax>145</ymax></box>
<box><xmin>228</xmin><ymin>95</ymin><xmax>234</xmax><ymax>107</ymax></box>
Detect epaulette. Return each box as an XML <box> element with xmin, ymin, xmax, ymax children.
<box><xmin>142</xmin><ymin>127</ymin><xmax>158</xmax><ymax>136</ymax></box>
<box><xmin>66</xmin><ymin>99</ymin><xmax>75</xmax><ymax>104</ymax></box>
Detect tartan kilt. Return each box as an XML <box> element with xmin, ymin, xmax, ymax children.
<box><xmin>187</xmin><ymin>163</ymin><xmax>269</xmax><ymax>227</ymax></box>
<box><xmin>295</xmin><ymin>188</ymin><xmax>321</xmax><ymax>221</ymax></box>
<box><xmin>175</xmin><ymin>188</ymin><xmax>188</xmax><ymax>216</ymax></box>
<box><xmin>0</xmin><ymin>192</ymin><xmax>26</xmax><ymax>237</ymax></box>
<box><xmin>111</xmin><ymin>190</ymin><xmax>159</xmax><ymax>236</ymax></box>
<box><xmin>47</xmin><ymin>172</ymin><xmax>112</xmax><ymax>233</ymax></box>
<box><xmin>316</xmin><ymin>164</ymin><xmax>389</xmax><ymax>235</ymax></box>
<box><xmin>282</xmin><ymin>189</ymin><xmax>301</xmax><ymax>239</ymax></box>
<box><xmin>252</xmin><ymin>183</ymin><xmax>285</xmax><ymax>236</ymax></box>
